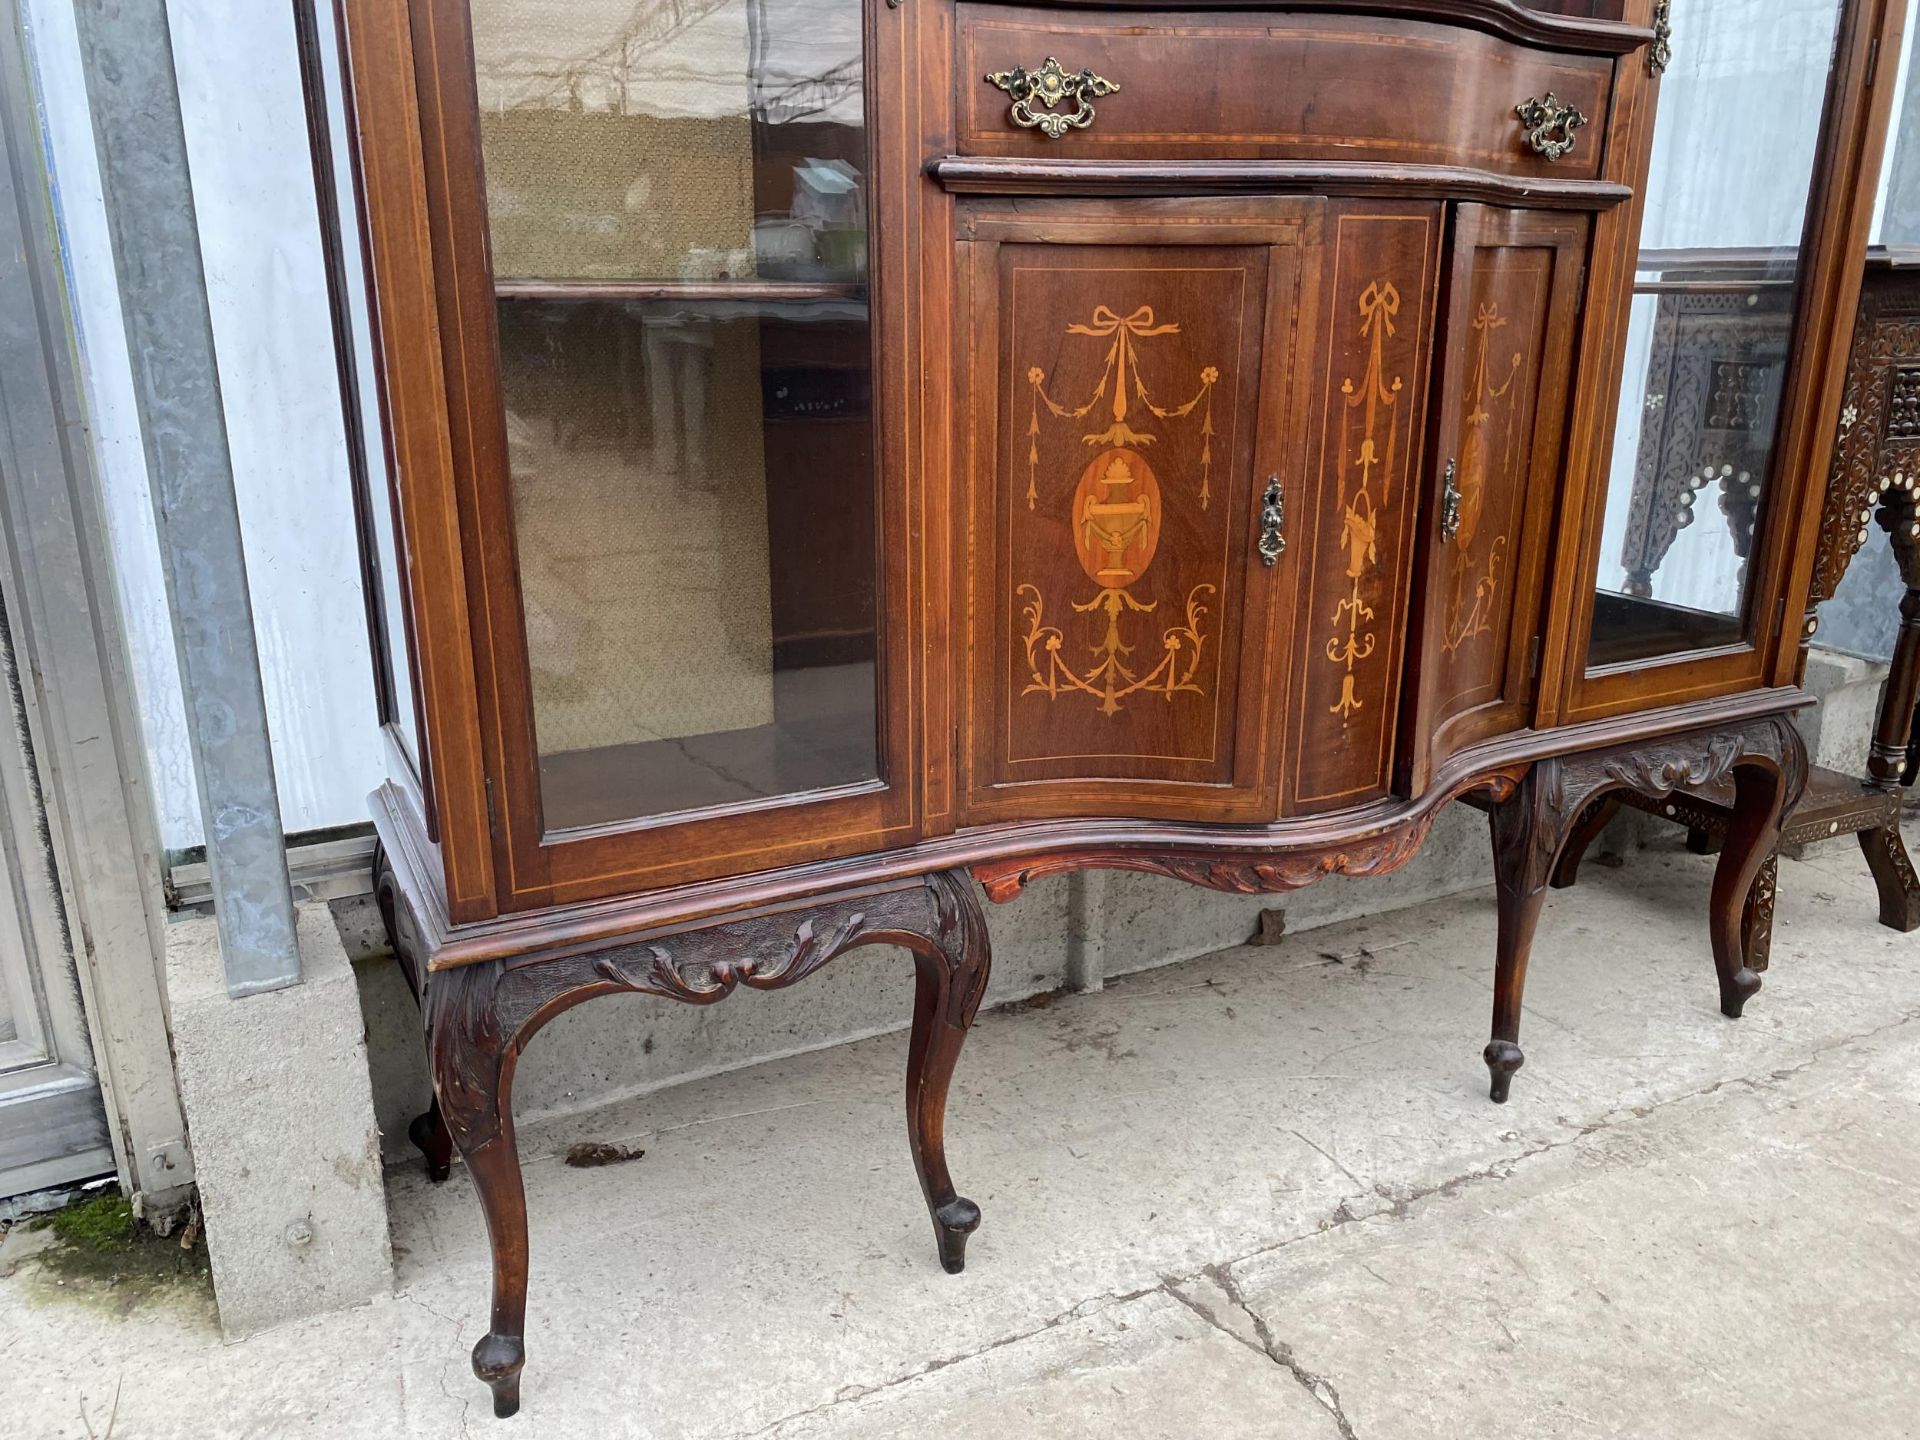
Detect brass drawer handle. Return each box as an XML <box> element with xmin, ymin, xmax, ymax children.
<box><xmin>985</xmin><ymin>57</ymin><xmax>1119</xmax><ymax>139</ymax></box>
<box><xmin>1439</xmin><ymin>458</ymin><xmax>1462</xmax><ymax>544</ymax></box>
<box><xmin>1258</xmin><ymin>475</ymin><xmax>1286</xmax><ymax>565</ymax></box>
<box><xmin>1514</xmin><ymin>93</ymin><xmax>1587</xmax><ymax>162</ymax></box>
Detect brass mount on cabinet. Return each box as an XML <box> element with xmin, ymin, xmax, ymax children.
<box><xmin>1258</xmin><ymin>476</ymin><xmax>1286</xmax><ymax>565</ymax></box>
<box><xmin>1649</xmin><ymin>0</ymin><xmax>1673</xmax><ymax>75</ymax></box>
<box><xmin>1514</xmin><ymin>93</ymin><xmax>1587</xmax><ymax>162</ymax></box>
<box><xmin>1439</xmin><ymin>458</ymin><xmax>1463</xmax><ymax>544</ymax></box>
<box><xmin>985</xmin><ymin>57</ymin><xmax>1120</xmax><ymax>139</ymax></box>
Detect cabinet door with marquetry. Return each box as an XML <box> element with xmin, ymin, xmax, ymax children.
<box><xmin>956</xmin><ymin>200</ymin><xmax>1321</xmax><ymax>825</ymax></box>
<box><xmin>1285</xmin><ymin>201</ymin><xmax>1443</xmax><ymax>815</ymax></box>
<box><xmin>1403</xmin><ymin>206</ymin><xmax>1588</xmax><ymax>794</ymax></box>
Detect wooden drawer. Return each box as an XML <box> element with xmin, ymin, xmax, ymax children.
<box><xmin>955</xmin><ymin>6</ymin><xmax>1612</xmax><ymax>181</ymax></box>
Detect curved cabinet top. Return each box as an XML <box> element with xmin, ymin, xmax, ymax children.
<box><xmin>954</xmin><ymin>0</ymin><xmax>1654</xmax><ymax>57</ymax></box>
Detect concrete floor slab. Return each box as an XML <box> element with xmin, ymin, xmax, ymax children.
<box><xmin>1224</xmin><ymin>1022</ymin><xmax>1920</xmax><ymax>1439</ymax></box>
<box><xmin>761</xmin><ymin>1289</ymin><xmax>1346</xmax><ymax>1440</ymax></box>
<box><xmin>3</xmin><ymin>821</ymin><xmax>1918</xmax><ymax>1438</ymax></box>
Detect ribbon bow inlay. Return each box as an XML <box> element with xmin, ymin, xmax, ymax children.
<box><xmin>1068</xmin><ymin>307</ymin><xmax>1182</xmax><ymax>443</ymax></box>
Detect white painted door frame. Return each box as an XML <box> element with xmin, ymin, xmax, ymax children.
<box><xmin>0</xmin><ymin>0</ymin><xmax>191</xmax><ymax>1206</ymax></box>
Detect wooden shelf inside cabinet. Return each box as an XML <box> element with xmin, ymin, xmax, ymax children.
<box><xmin>492</xmin><ymin>279</ymin><xmax>867</xmax><ymax>304</ymax></box>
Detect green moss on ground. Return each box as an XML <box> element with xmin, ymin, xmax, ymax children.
<box><xmin>5</xmin><ymin>1190</ymin><xmax>212</xmax><ymax>1315</ymax></box>
<box><xmin>47</xmin><ymin>1192</ymin><xmax>135</xmax><ymax>1251</ymax></box>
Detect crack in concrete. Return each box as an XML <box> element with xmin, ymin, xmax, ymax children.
<box><xmin>1300</xmin><ymin>1005</ymin><xmax>1920</xmax><ymax>1238</ymax></box>
<box><xmin>723</xmin><ymin>1004</ymin><xmax>1920</xmax><ymax>1440</ymax></box>
<box><xmin>1163</xmin><ymin>1271</ymin><xmax>1361</xmax><ymax>1440</ymax></box>
<box><xmin>1207</xmin><ymin>1263</ymin><xmax>1361</xmax><ymax>1440</ymax></box>
<box><xmin>396</xmin><ymin>1293</ymin><xmax>478</xmax><ymax>1437</ymax></box>
<box><xmin>1287</xmin><ymin>1127</ymin><xmax>1366</xmax><ymax>1192</ymax></box>
<box><xmin>1158</xmin><ymin>1010</ymin><xmax>1920</xmax><ymax>1440</ymax></box>
<box><xmin>734</xmin><ymin>1286</ymin><xmax>1166</xmax><ymax>1439</ymax></box>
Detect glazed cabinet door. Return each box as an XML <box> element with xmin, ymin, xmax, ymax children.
<box><xmin>1403</xmin><ymin>206</ymin><xmax>1588</xmax><ymax>794</ymax></box>
<box><xmin>379</xmin><ymin>0</ymin><xmax>914</xmax><ymax>909</ymax></box>
<box><xmin>956</xmin><ymin>200</ymin><xmax>1321</xmax><ymax>825</ymax></box>
<box><xmin>1285</xmin><ymin>201</ymin><xmax>1444</xmax><ymax>815</ymax></box>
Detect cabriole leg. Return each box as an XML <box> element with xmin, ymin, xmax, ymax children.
<box><xmin>1710</xmin><ymin>763</ymin><xmax>1789</xmax><ymax>1018</ymax></box>
<box><xmin>418</xmin><ymin>873</ymin><xmax>995</xmax><ymax>1417</ymax></box>
<box><xmin>1549</xmin><ymin>792</ymin><xmax>1620</xmax><ymax>891</ymax></box>
<box><xmin>1485</xmin><ymin>765</ymin><xmax>1562</xmax><ymax>1104</ymax></box>
<box><xmin>900</xmin><ymin>871</ymin><xmax>992</xmax><ymax>1272</ymax></box>
<box><xmin>425</xmin><ymin>961</ymin><xmax>528</xmax><ymax>1419</ymax></box>
<box><xmin>408</xmin><ymin>1105</ymin><xmax>455</xmax><ymax>1184</ymax></box>
<box><xmin>1485</xmin><ymin>878</ymin><xmax>1543</xmax><ymax>1104</ymax></box>
<box><xmin>1480</xmin><ymin>715</ymin><xmax>1807</xmax><ymax>1097</ymax></box>
<box><xmin>465</xmin><ymin>1132</ymin><xmax>529</xmax><ymax>1419</ymax></box>
<box><xmin>374</xmin><ymin>843</ymin><xmax>455</xmax><ymax>1182</ymax></box>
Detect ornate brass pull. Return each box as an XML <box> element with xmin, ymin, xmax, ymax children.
<box><xmin>1439</xmin><ymin>458</ymin><xmax>1462</xmax><ymax>544</ymax></box>
<box><xmin>984</xmin><ymin>57</ymin><xmax>1119</xmax><ymax>139</ymax></box>
<box><xmin>1514</xmin><ymin>93</ymin><xmax>1587</xmax><ymax>162</ymax></box>
<box><xmin>1648</xmin><ymin>0</ymin><xmax>1673</xmax><ymax>74</ymax></box>
<box><xmin>1258</xmin><ymin>476</ymin><xmax>1286</xmax><ymax>565</ymax></box>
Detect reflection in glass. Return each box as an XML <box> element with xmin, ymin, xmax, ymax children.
<box><xmin>1588</xmin><ymin>0</ymin><xmax>1840</xmax><ymax>669</ymax></box>
<box><xmin>470</xmin><ymin>1</ymin><xmax>880</xmax><ymax>831</ymax></box>
<box><xmin>469</xmin><ymin>0</ymin><xmax>866</xmax><ymax>284</ymax></box>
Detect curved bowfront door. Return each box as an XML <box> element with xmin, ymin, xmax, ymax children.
<box><xmin>957</xmin><ymin>197</ymin><xmax>1444</xmax><ymax>825</ymax></box>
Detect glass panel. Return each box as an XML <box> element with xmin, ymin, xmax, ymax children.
<box><xmin>1588</xmin><ymin>0</ymin><xmax>1842</xmax><ymax>669</ymax></box>
<box><xmin>470</xmin><ymin>0</ymin><xmax>880</xmax><ymax>831</ymax></box>
<box><xmin>317</xmin><ymin>16</ymin><xmax>420</xmax><ymax>765</ymax></box>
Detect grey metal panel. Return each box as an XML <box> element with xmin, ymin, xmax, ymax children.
<box><xmin>0</xmin><ymin>1073</ymin><xmax>112</xmax><ymax>1179</ymax></box>
<box><xmin>69</xmin><ymin>0</ymin><xmax>300</xmax><ymax>995</ymax></box>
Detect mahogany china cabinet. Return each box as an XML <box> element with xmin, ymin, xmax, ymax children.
<box><xmin>330</xmin><ymin>0</ymin><xmax>1902</xmax><ymax>1414</ymax></box>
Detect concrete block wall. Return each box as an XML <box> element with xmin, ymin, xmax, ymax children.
<box><xmin>1798</xmin><ymin>647</ymin><xmax>1893</xmax><ymax>775</ymax></box>
<box><xmin>168</xmin><ymin>904</ymin><xmax>391</xmax><ymax>1336</ymax></box>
